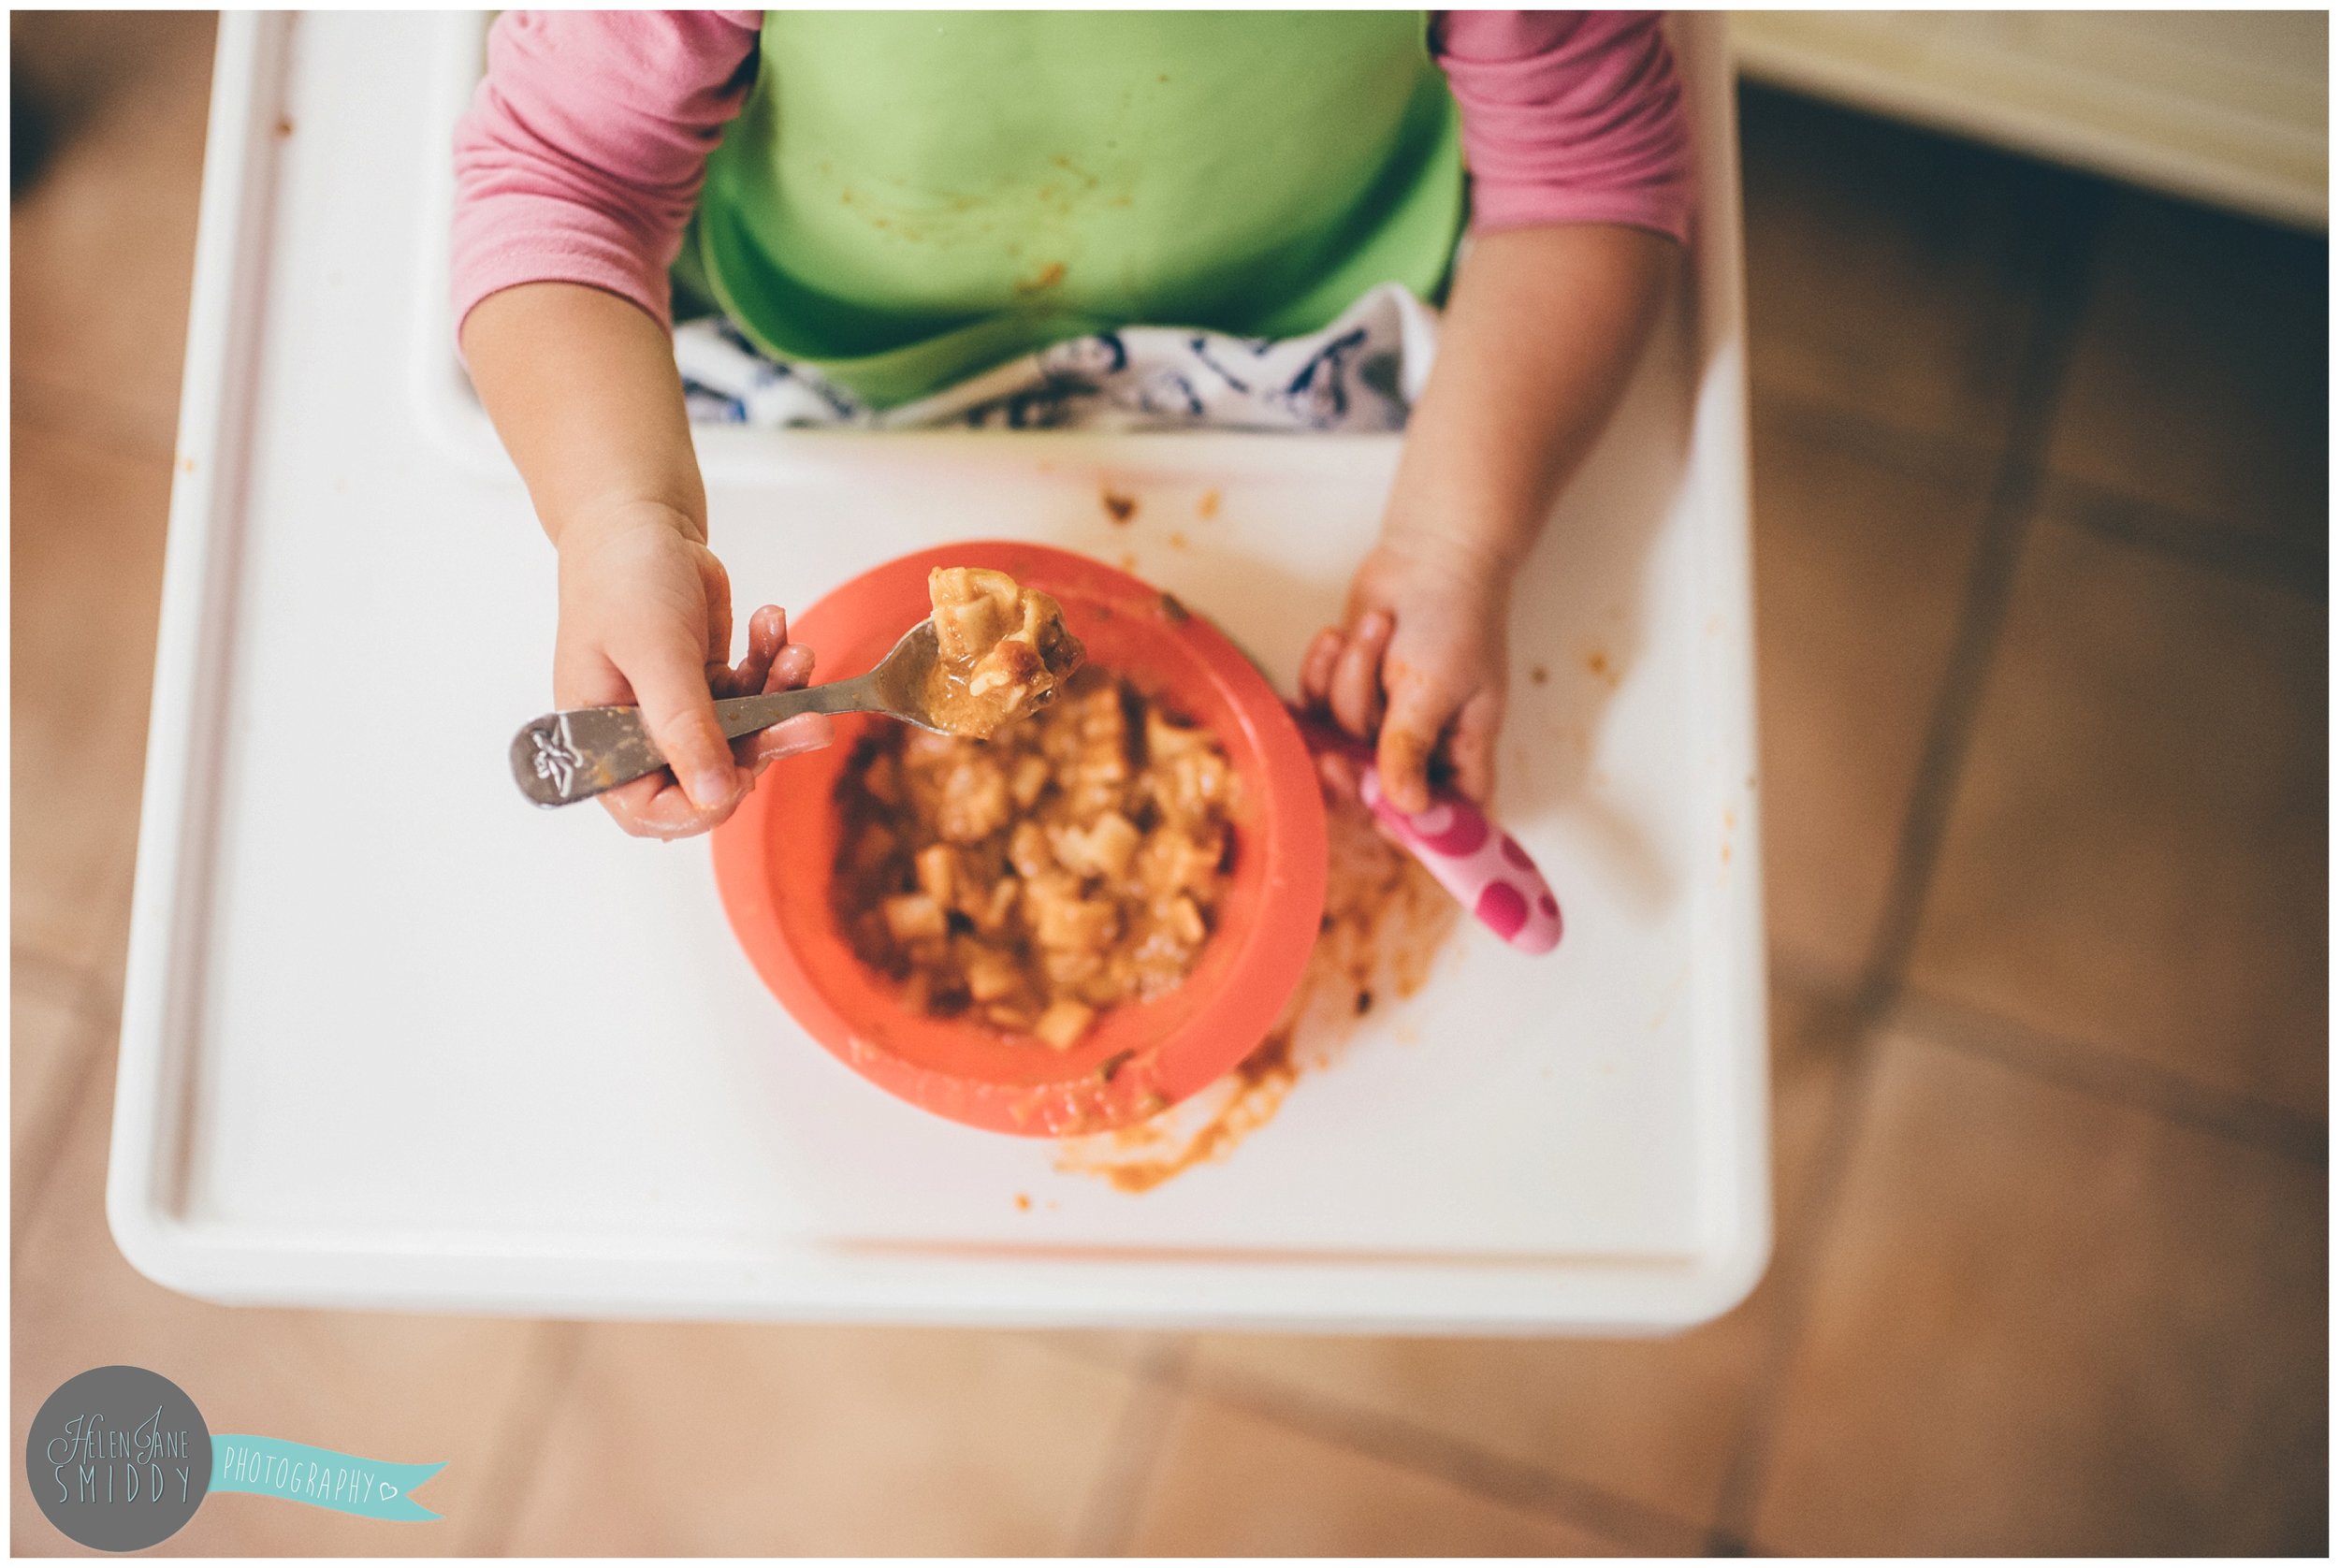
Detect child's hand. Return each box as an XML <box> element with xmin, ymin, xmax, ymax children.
<box><xmin>555</xmin><ymin>504</ymin><xmax>833</xmax><ymax>840</ymax></box>
<box><xmin>1299</xmin><ymin>534</ymin><xmax>1507</xmax><ymax>817</ymax></box>
<box><xmin>1292</xmin><ymin>225</ymin><xmax>1673</xmax><ymax>820</ymax></box>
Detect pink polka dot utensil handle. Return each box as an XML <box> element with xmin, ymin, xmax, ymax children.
<box><xmin>1291</xmin><ymin>710</ymin><xmax>1562</xmax><ymax>955</ymax></box>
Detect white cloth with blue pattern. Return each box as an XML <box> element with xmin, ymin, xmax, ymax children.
<box><xmin>674</xmin><ymin>281</ymin><xmax>1441</xmax><ymax>432</ymax></box>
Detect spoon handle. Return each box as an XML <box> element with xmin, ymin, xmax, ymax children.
<box><xmin>714</xmin><ymin>674</ymin><xmax>884</xmax><ymax>734</ymax></box>
<box><xmin>509</xmin><ymin>678</ymin><xmax>878</xmax><ymax>807</ymax></box>
<box><xmin>1288</xmin><ymin>707</ymin><xmax>1562</xmax><ymax>954</ymax></box>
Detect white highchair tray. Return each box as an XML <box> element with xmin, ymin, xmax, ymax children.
<box><xmin>109</xmin><ymin>11</ymin><xmax>1768</xmax><ymax>1331</ymax></box>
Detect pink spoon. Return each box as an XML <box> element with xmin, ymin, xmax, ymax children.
<box><xmin>1289</xmin><ymin>708</ymin><xmax>1562</xmax><ymax>955</ymax></box>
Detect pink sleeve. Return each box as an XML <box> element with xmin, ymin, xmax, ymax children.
<box><xmin>1434</xmin><ymin>11</ymin><xmax>1695</xmax><ymax>246</ymax></box>
<box><xmin>450</xmin><ymin>9</ymin><xmax>763</xmax><ymax>340</ymax></box>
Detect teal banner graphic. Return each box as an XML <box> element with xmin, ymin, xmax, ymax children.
<box><xmin>210</xmin><ymin>1436</ymin><xmax>443</xmax><ymax>1522</ymax></box>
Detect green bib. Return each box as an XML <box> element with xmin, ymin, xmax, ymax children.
<box><xmin>687</xmin><ymin>10</ymin><xmax>1464</xmax><ymax>409</ymax></box>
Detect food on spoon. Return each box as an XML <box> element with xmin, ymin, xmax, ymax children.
<box><xmin>923</xmin><ymin>567</ymin><xmax>1085</xmax><ymax>737</ymax></box>
<box><xmin>835</xmin><ymin>668</ymin><xmax>1238</xmax><ymax>1050</ymax></box>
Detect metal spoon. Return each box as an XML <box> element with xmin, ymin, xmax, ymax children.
<box><xmin>509</xmin><ymin>618</ymin><xmax>949</xmax><ymax>808</ymax></box>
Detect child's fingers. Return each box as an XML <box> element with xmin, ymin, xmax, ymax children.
<box><xmin>617</xmin><ymin>636</ymin><xmax>740</xmax><ymax>813</ymax></box>
<box><xmin>1446</xmin><ymin>689</ymin><xmax>1503</xmax><ymax>804</ymax></box>
<box><xmin>1375</xmin><ymin>679</ymin><xmax>1452</xmax><ymax>817</ymax></box>
<box><xmin>596</xmin><ymin>775</ymin><xmax>665</xmax><ymax>834</ymax></box>
<box><xmin>763</xmin><ymin>642</ymin><xmax>815</xmax><ymax>695</ymax></box>
<box><xmin>558</xmin><ymin>652</ymin><xmax>729</xmax><ymax>836</ymax></box>
<box><xmin>1299</xmin><ymin>628</ymin><xmax>1344</xmax><ymax>711</ymax></box>
<box><xmin>733</xmin><ymin>632</ymin><xmax>833</xmax><ymax>770</ymax></box>
<box><xmin>1328</xmin><ymin>610</ymin><xmax>1393</xmax><ymax>736</ymax></box>
<box><xmin>726</xmin><ymin>604</ymin><xmax>788</xmax><ymax>697</ymax></box>
<box><xmin>597</xmin><ymin>773</ymin><xmax>733</xmax><ymax>840</ymax></box>
<box><xmin>555</xmin><ymin>651</ymin><xmax>718</xmax><ymax>839</ymax></box>
<box><xmin>552</xmin><ymin>635</ymin><xmax>635</xmax><ymax>712</ymax></box>
<box><xmin>697</xmin><ymin>549</ymin><xmax>735</xmax><ymax>666</ymax></box>
<box><xmin>736</xmin><ymin>713</ymin><xmax>835</xmax><ymax>769</ymax></box>
<box><xmin>1315</xmin><ymin>748</ymin><xmax>1361</xmax><ymax>806</ymax></box>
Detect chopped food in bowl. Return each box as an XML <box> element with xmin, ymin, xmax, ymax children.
<box><xmin>835</xmin><ymin>668</ymin><xmax>1240</xmax><ymax>1052</ymax></box>
<box><xmin>711</xmin><ymin>541</ymin><xmax>1326</xmax><ymax>1137</ymax></box>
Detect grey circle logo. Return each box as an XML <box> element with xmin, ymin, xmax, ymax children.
<box><xmin>25</xmin><ymin>1367</ymin><xmax>211</xmax><ymax>1552</ymax></box>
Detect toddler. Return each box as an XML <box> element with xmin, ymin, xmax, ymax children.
<box><xmin>455</xmin><ymin>10</ymin><xmax>1692</xmax><ymax>839</ymax></box>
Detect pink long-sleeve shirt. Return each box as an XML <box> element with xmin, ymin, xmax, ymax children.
<box><xmin>451</xmin><ymin>10</ymin><xmax>1693</xmax><ymax>341</ymax></box>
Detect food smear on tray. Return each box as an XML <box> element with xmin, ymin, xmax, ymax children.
<box><xmin>923</xmin><ymin>566</ymin><xmax>1085</xmax><ymax>738</ymax></box>
<box><xmin>1056</xmin><ymin>781</ymin><xmax>1459</xmax><ymax>1192</ymax></box>
<box><xmin>834</xmin><ymin>664</ymin><xmax>1241</xmax><ymax>1052</ymax></box>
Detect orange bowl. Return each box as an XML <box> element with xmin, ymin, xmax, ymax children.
<box><xmin>712</xmin><ymin>542</ymin><xmax>1329</xmax><ymax>1137</ymax></box>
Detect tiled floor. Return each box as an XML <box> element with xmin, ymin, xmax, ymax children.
<box><xmin>10</xmin><ymin>19</ymin><xmax>2328</xmax><ymax>1557</ymax></box>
